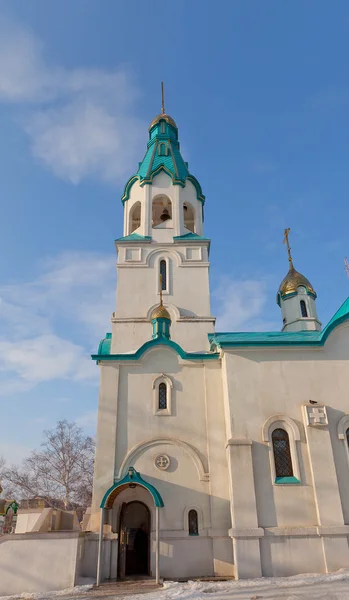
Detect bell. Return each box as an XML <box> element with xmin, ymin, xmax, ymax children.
<box><xmin>160</xmin><ymin>208</ymin><xmax>171</xmax><ymax>222</ymax></box>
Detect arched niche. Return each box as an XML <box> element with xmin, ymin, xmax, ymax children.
<box><xmin>152</xmin><ymin>195</ymin><xmax>172</xmax><ymax>228</ymax></box>
<box><xmin>129</xmin><ymin>201</ymin><xmax>141</xmax><ymax>234</ymax></box>
<box><xmin>183</xmin><ymin>202</ymin><xmax>195</xmax><ymax>233</ymax></box>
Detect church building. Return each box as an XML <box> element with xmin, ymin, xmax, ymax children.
<box><xmin>90</xmin><ymin>98</ymin><xmax>349</xmax><ymax>582</ymax></box>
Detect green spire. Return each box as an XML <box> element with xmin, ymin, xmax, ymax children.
<box><xmin>121</xmin><ymin>111</ymin><xmax>205</xmax><ymax>204</ymax></box>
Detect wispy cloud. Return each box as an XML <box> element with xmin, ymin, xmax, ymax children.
<box><xmin>214</xmin><ymin>277</ymin><xmax>278</xmax><ymax>332</ymax></box>
<box><xmin>0</xmin><ymin>251</ymin><xmax>115</xmax><ymax>393</ymax></box>
<box><xmin>251</xmin><ymin>158</ymin><xmax>278</xmax><ymax>174</ymax></box>
<box><xmin>76</xmin><ymin>409</ymin><xmax>97</xmax><ymax>433</ymax></box>
<box><xmin>0</xmin><ymin>21</ymin><xmax>144</xmax><ymax>183</ymax></box>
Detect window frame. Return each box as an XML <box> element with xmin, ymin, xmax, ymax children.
<box><xmin>272</xmin><ymin>428</ymin><xmax>294</xmax><ymax>479</ymax></box>
<box><xmin>152</xmin><ymin>374</ymin><xmax>173</xmax><ymax>416</ymax></box>
<box><xmin>156</xmin><ymin>256</ymin><xmax>170</xmax><ymax>296</ymax></box>
<box><xmin>262</xmin><ymin>415</ymin><xmax>301</xmax><ymax>485</ymax></box>
<box><xmin>188</xmin><ymin>509</ymin><xmax>199</xmax><ymax>536</ymax></box>
<box><xmin>158</xmin><ymin>382</ymin><xmax>167</xmax><ymax>410</ymax></box>
<box><xmin>184</xmin><ymin>506</ymin><xmax>203</xmax><ymax>536</ymax></box>
<box><xmin>300</xmin><ymin>299</ymin><xmax>308</xmax><ymax>318</ymax></box>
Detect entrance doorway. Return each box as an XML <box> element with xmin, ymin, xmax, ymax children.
<box><xmin>118</xmin><ymin>501</ymin><xmax>150</xmax><ymax>578</ymax></box>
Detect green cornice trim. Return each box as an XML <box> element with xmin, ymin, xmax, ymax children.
<box><xmin>92</xmin><ymin>335</ymin><xmax>219</xmax><ymax>363</ymax></box>
<box><xmin>121</xmin><ymin>171</ymin><xmax>205</xmax><ymax>204</ymax></box>
<box><xmin>186</xmin><ymin>175</ymin><xmax>205</xmax><ymax>203</ymax></box>
<box><xmin>121</xmin><ymin>175</ymin><xmax>139</xmax><ymax>203</ymax></box>
<box><xmin>275</xmin><ymin>476</ymin><xmax>300</xmax><ymax>485</ymax></box>
<box><xmin>277</xmin><ymin>289</ymin><xmax>317</xmax><ymax>307</ymax></box>
<box><xmin>101</xmin><ymin>467</ymin><xmax>164</xmax><ymax>508</ymax></box>
<box><xmin>208</xmin><ymin>297</ymin><xmax>349</xmax><ymax>349</ymax></box>
<box><xmin>115</xmin><ymin>233</ymin><xmax>152</xmax><ymax>243</ymax></box>
<box><xmin>173</xmin><ymin>232</ymin><xmax>210</xmax><ymax>242</ymax></box>
<box><xmin>139</xmin><ymin>164</ymin><xmax>187</xmax><ymax>188</ymax></box>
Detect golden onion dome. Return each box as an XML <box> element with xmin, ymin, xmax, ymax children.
<box><xmin>278</xmin><ymin>265</ymin><xmax>316</xmax><ymax>297</ymax></box>
<box><xmin>151</xmin><ymin>303</ymin><xmax>171</xmax><ymax>320</ymax></box>
<box><xmin>149</xmin><ymin>113</ymin><xmax>177</xmax><ymax>131</ymax></box>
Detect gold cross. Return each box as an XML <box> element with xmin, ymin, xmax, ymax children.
<box><xmin>283</xmin><ymin>227</ymin><xmax>293</xmax><ymax>267</ymax></box>
<box><xmin>159</xmin><ymin>274</ymin><xmax>163</xmax><ymax>305</ymax></box>
<box><xmin>161</xmin><ymin>82</ymin><xmax>165</xmax><ymax>115</ymax></box>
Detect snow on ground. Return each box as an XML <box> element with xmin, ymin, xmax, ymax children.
<box><xmin>0</xmin><ymin>585</ymin><xmax>93</xmax><ymax>600</ymax></box>
<box><xmin>2</xmin><ymin>571</ymin><xmax>349</xmax><ymax>600</ymax></box>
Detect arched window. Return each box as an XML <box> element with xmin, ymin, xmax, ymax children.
<box><xmin>272</xmin><ymin>428</ymin><xmax>293</xmax><ymax>478</ymax></box>
<box><xmin>188</xmin><ymin>509</ymin><xmax>199</xmax><ymax>536</ymax></box>
<box><xmin>346</xmin><ymin>427</ymin><xmax>349</xmax><ymax>449</ymax></box>
<box><xmin>160</xmin><ymin>260</ymin><xmax>167</xmax><ymax>291</ymax></box>
<box><xmin>160</xmin><ymin>121</ymin><xmax>166</xmax><ymax>134</ymax></box>
<box><xmin>158</xmin><ymin>383</ymin><xmax>167</xmax><ymax>410</ymax></box>
<box><xmin>158</xmin><ymin>143</ymin><xmax>167</xmax><ymax>156</ymax></box>
<box><xmin>300</xmin><ymin>300</ymin><xmax>308</xmax><ymax>317</ymax></box>
<box><xmin>152</xmin><ymin>195</ymin><xmax>172</xmax><ymax>227</ymax></box>
<box><xmin>129</xmin><ymin>202</ymin><xmax>141</xmax><ymax>234</ymax></box>
<box><xmin>152</xmin><ymin>374</ymin><xmax>173</xmax><ymax>416</ymax></box>
<box><xmin>183</xmin><ymin>203</ymin><xmax>195</xmax><ymax>233</ymax></box>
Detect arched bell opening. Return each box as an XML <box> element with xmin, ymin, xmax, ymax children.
<box><xmin>129</xmin><ymin>202</ymin><xmax>141</xmax><ymax>234</ymax></box>
<box><xmin>152</xmin><ymin>195</ymin><xmax>172</xmax><ymax>228</ymax></box>
<box><xmin>183</xmin><ymin>202</ymin><xmax>195</xmax><ymax>233</ymax></box>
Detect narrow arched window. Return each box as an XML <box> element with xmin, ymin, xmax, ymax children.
<box><xmin>346</xmin><ymin>428</ymin><xmax>349</xmax><ymax>449</ymax></box>
<box><xmin>160</xmin><ymin>121</ymin><xmax>166</xmax><ymax>134</ymax></box>
<box><xmin>160</xmin><ymin>260</ymin><xmax>167</xmax><ymax>291</ymax></box>
<box><xmin>158</xmin><ymin>383</ymin><xmax>167</xmax><ymax>410</ymax></box>
<box><xmin>188</xmin><ymin>509</ymin><xmax>199</xmax><ymax>536</ymax></box>
<box><xmin>272</xmin><ymin>428</ymin><xmax>293</xmax><ymax>478</ymax></box>
<box><xmin>300</xmin><ymin>300</ymin><xmax>308</xmax><ymax>317</ymax></box>
<box><xmin>158</xmin><ymin>143</ymin><xmax>167</xmax><ymax>156</ymax></box>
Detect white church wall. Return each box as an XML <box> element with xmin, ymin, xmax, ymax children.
<box><xmin>114</xmin><ymin>348</ymin><xmax>210</xmax><ymax>478</ymax></box>
<box><xmin>260</xmin><ymin>534</ymin><xmax>325</xmax><ymax>577</ymax></box>
<box><xmin>115</xmin><ymin>246</ymin><xmax>211</xmax><ymax>317</ymax></box>
<box><xmin>221</xmin><ymin>323</ymin><xmax>349</xmax><ymax>575</ymax></box>
<box><xmin>91</xmin><ymin>363</ymin><xmax>119</xmax><ymax>530</ymax></box>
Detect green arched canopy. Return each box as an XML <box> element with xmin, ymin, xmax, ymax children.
<box><xmin>100</xmin><ymin>467</ymin><xmax>164</xmax><ymax>509</ymax></box>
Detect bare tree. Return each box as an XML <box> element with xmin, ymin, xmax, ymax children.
<box><xmin>2</xmin><ymin>421</ymin><xmax>95</xmax><ymax>511</ymax></box>
<box><xmin>0</xmin><ymin>456</ymin><xmax>17</xmax><ymax>499</ymax></box>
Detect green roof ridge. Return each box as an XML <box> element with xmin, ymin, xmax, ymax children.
<box><xmin>209</xmin><ymin>296</ymin><xmax>349</xmax><ymax>349</ymax></box>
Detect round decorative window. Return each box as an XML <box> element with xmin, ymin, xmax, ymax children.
<box><xmin>154</xmin><ymin>454</ymin><xmax>171</xmax><ymax>471</ymax></box>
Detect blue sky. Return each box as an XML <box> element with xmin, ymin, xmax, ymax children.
<box><xmin>0</xmin><ymin>0</ymin><xmax>348</xmax><ymax>464</ymax></box>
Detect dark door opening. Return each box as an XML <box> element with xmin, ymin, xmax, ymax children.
<box><xmin>118</xmin><ymin>501</ymin><xmax>150</xmax><ymax>578</ymax></box>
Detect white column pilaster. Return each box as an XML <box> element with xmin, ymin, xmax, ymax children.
<box><xmin>141</xmin><ymin>185</ymin><xmax>151</xmax><ymax>237</ymax></box>
<box><xmin>96</xmin><ymin>508</ymin><xmax>105</xmax><ymax>586</ymax></box>
<box><xmin>226</xmin><ymin>438</ymin><xmax>263</xmax><ymax>579</ymax></box>
<box><xmin>173</xmin><ymin>185</ymin><xmax>182</xmax><ymax>237</ymax></box>
<box><xmin>155</xmin><ymin>507</ymin><xmax>160</xmax><ymax>584</ymax></box>
<box><xmin>302</xmin><ymin>404</ymin><xmax>349</xmax><ymax>571</ymax></box>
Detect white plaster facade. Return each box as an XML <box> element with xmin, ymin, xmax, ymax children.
<box><xmin>90</xmin><ymin>111</ymin><xmax>349</xmax><ymax>582</ymax></box>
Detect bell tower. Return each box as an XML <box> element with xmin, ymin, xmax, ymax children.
<box><xmin>111</xmin><ymin>86</ymin><xmax>215</xmax><ymax>353</ymax></box>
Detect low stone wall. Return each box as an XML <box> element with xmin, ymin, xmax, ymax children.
<box><xmin>0</xmin><ymin>531</ymin><xmax>81</xmax><ymax>595</ymax></box>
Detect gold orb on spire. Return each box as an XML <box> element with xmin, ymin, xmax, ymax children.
<box><xmin>151</xmin><ymin>303</ymin><xmax>171</xmax><ymax>320</ymax></box>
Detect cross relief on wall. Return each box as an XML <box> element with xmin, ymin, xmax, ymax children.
<box><xmin>304</xmin><ymin>404</ymin><xmax>328</xmax><ymax>427</ymax></box>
